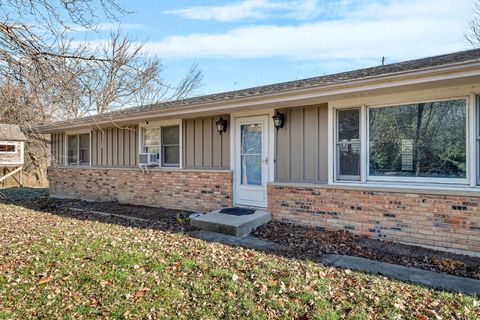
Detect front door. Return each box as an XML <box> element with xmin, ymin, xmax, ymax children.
<box><xmin>235</xmin><ymin>115</ymin><xmax>269</xmax><ymax>207</ymax></box>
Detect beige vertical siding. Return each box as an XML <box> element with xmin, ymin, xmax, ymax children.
<box><xmin>50</xmin><ymin>133</ymin><xmax>65</xmax><ymax>165</ymax></box>
<box><xmin>183</xmin><ymin>115</ymin><xmax>230</xmax><ymax>169</ymax></box>
<box><xmin>91</xmin><ymin>125</ymin><xmax>138</xmax><ymax>166</ymax></box>
<box><xmin>275</xmin><ymin>104</ymin><xmax>328</xmax><ymax>182</ymax></box>
<box><xmin>51</xmin><ymin>125</ymin><xmax>139</xmax><ymax>167</ymax></box>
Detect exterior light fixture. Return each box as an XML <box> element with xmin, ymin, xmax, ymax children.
<box><xmin>216</xmin><ymin>116</ymin><xmax>227</xmax><ymax>134</ymax></box>
<box><xmin>272</xmin><ymin>111</ymin><xmax>285</xmax><ymax>129</ymax></box>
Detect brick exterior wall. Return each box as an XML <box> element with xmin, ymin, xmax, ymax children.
<box><xmin>48</xmin><ymin>167</ymin><xmax>232</xmax><ymax>212</ymax></box>
<box><xmin>268</xmin><ymin>184</ymin><xmax>480</xmax><ymax>254</ymax></box>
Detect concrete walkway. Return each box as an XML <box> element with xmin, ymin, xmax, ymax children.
<box><xmin>322</xmin><ymin>254</ymin><xmax>480</xmax><ymax>296</ymax></box>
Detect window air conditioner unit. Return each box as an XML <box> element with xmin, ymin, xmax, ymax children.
<box><xmin>139</xmin><ymin>153</ymin><xmax>158</xmax><ymax>166</ymax></box>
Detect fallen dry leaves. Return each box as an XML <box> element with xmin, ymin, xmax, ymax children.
<box><xmin>0</xmin><ymin>194</ymin><xmax>479</xmax><ymax>319</ymax></box>
<box><xmin>252</xmin><ymin>221</ymin><xmax>480</xmax><ymax>279</ymax></box>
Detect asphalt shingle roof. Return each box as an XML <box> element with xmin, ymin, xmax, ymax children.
<box><xmin>40</xmin><ymin>48</ymin><xmax>480</xmax><ymax>130</ymax></box>
<box><xmin>0</xmin><ymin>124</ymin><xmax>27</xmax><ymax>141</ymax></box>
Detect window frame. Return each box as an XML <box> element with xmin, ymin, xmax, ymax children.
<box><xmin>142</xmin><ymin>127</ymin><xmax>161</xmax><ymax>162</ymax></box>
<box><xmin>139</xmin><ymin>119</ymin><xmax>182</xmax><ymax>169</ymax></box>
<box><xmin>161</xmin><ymin>125</ymin><xmax>180</xmax><ymax>167</ymax></box>
<box><xmin>65</xmin><ymin>131</ymin><xmax>91</xmax><ymax>166</ymax></box>
<box><xmin>335</xmin><ymin>108</ymin><xmax>361</xmax><ymax>181</ymax></box>
<box><xmin>333</xmin><ymin>96</ymin><xmax>471</xmax><ymax>186</ymax></box>
<box><xmin>0</xmin><ymin>143</ymin><xmax>16</xmax><ymax>153</ymax></box>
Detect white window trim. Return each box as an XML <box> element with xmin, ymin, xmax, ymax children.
<box><xmin>0</xmin><ymin>142</ymin><xmax>17</xmax><ymax>154</ymax></box>
<box><xmin>64</xmin><ymin>130</ymin><xmax>92</xmax><ymax>166</ymax></box>
<box><xmin>138</xmin><ymin>119</ymin><xmax>182</xmax><ymax>169</ymax></box>
<box><xmin>334</xmin><ymin>107</ymin><xmax>362</xmax><ymax>181</ymax></box>
<box><xmin>331</xmin><ymin>95</ymin><xmax>472</xmax><ymax>187</ymax></box>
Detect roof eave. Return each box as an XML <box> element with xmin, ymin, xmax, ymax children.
<box><xmin>37</xmin><ymin>60</ymin><xmax>480</xmax><ymax>133</ymax></box>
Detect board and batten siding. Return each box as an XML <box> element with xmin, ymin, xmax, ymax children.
<box><xmin>275</xmin><ymin>104</ymin><xmax>328</xmax><ymax>182</ymax></box>
<box><xmin>183</xmin><ymin>116</ymin><xmax>230</xmax><ymax>169</ymax></box>
<box><xmin>91</xmin><ymin>126</ymin><xmax>138</xmax><ymax>167</ymax></box>
<box><xmin>50</xmin><ymin>133</ymin><xmax>65</xmax><ymax>165</ymax></box>
<box><xmin>50</xmin><ymin>126</ymin><xmax>138</xmax><ymax>166</ymax></box>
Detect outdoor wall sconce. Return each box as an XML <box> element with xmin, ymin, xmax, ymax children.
<box><xmin>272</xmin><ymin>110</ymin><xmax>285</xmax><ymax>129</ymax></box>
<box><xmin>216</xmin><ymin>116</ymin><xmax>228</xmax><ymax>134</ymax></box>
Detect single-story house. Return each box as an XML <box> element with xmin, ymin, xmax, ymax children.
<box><xmin>39</xmin><ymin>48</ymin><xmax>480</xmax><ymax>255</ymax></box>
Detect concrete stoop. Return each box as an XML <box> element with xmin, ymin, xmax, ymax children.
<box><xmin>190</xmin><ymin>209</ymin><xmax>271</xmax><ymax>237</ymax></box>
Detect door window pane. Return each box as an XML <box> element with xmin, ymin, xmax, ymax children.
<box><xmin>241</xmin><ymin>123</ymin><xmax>262</xmax><ymax>154</ymax></box>
<box><xmin>240</xmin><ymin>155</ymin><xmax>262</xmax><ymax>185</ymax></box>
<box><xmin>240</xmin><ymin>123</ymin><xmax>262</xmax><ymax>185</ymax></box>
<box><xmin>369</xmin><ymin>99</ymin><xmax>466</xmax><ymax>179</ymax></box>
<box><xmin>336</xmin><ymin>109</ymin><xmax>361</xmax><ymax>180</ymax></box>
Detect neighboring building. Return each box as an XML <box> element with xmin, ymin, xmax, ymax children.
<box><xmin>39</xmin><ymin>49</ymin><xmax>480</xmax><ymax>255</ymax></box>
<box><xmin>0</xmin><ymin>124</ymin><xmax>27</xmax><ymax>187</ymax></box>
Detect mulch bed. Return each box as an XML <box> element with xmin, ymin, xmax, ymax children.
<box><xmin>1</xmin><ymin>189</ymin><xmax>195</xmax><ymax>233</ymax></box>
<box><xmin>251</xmin><ymin>221</ymin><xmax>480</xmax><ymax>280</ymax></box>
<box><xmin>47</xmin><ymin>198</ymin><xmax>196</xmax><ymax>232</ymax></box>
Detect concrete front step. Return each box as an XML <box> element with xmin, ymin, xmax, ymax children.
<box><xmin>190</xmin><ymin>209</ymin><xmax>271</xmax><ymax>237</ymax></box>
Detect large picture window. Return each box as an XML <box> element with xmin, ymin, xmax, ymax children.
<box><xmin>67</xmin><ymin>133</ymin><xmax>90</xmax><ymax>165</ymax></box>
<box><xmin>336</xmin><ymin>109</ymin><xmax>361</xmax><ymax>180</ymax></box>
<box><xmin>369</xmin><ymin>99</ymin><xmax>466</xmax><ymax>180</ymax></box>
<box><xmin>335</xmin><ymin>98</ymin><xmax>468</xmax><ymax>185</ymax></box>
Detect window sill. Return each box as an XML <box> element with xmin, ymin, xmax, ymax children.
<box><xmin>269</xmin><ymin>181</ymin><xmax>480</xmax><ymax>197</ymax></box>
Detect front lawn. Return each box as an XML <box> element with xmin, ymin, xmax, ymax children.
<box><xmin>0</xmin><ymin>198</ymin><xmax>479</xmax><ymax>319</ymax></box>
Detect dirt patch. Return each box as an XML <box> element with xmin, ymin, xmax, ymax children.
<box><xmin>252</xmin><ymin>221</ymin><xmax>480</xmax><ymax>280</ymax></box>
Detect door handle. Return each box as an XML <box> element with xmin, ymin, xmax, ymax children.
<box><xmin>262</xmin><ymin>157</ymin><xmax>268</xmax><ymax>164</ymax></box>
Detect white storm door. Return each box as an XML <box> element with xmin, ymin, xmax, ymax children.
<box><xmin>235</xmin><ymin>115</ymin><xmax>269</xmax><ymax>207</ymax></box>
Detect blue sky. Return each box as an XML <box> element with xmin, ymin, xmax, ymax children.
<box><xmin>81</xmin><ymin>0</ymin><xmax>476</xmax><ymax>95</ymax></box>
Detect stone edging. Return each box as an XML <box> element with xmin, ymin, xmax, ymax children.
<box><xmin>322</xmin><ymin>254</ymin><xmax>480</xmax><ymax>296</ymax></box>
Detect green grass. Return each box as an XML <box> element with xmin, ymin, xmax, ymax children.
<box><xmin>0</xmin><ymin>202</ymin><xmax>478</xmax><ymax>319</ymax></box>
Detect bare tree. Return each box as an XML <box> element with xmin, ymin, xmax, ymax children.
<box><xmin>466</xmin><ymin>0</ymin><xmax>480</xmax><ymax>47</ymax></box>
<box><xmin>0</xmin><ymin>0</ymin><xmax>203</xmax><ymax>184</ymax></box>
<box><xmin>56</xmin><ymin>31</ymin><xmax>203</xmax><ymax>118</ymax></box>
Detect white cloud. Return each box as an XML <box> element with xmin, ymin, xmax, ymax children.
<box><xmin>148</xmin><ymin>0</ymin><xmax>473</xmax><ymax>62</ymax></box>
<box><xmin>164</xmin><ymin>0</ymin><xmax>320</xmax><ymax>22</ymax></box>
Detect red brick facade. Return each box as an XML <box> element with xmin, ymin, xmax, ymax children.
<box><xmin>268</xmin><ymin>183</ymin><xmax>480</xmax><ymax>254</ymax></box>
<box><xmin>48</xmin><ymin>167</ymin><xmax>232</xmax><ymax>212</ymax></box>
